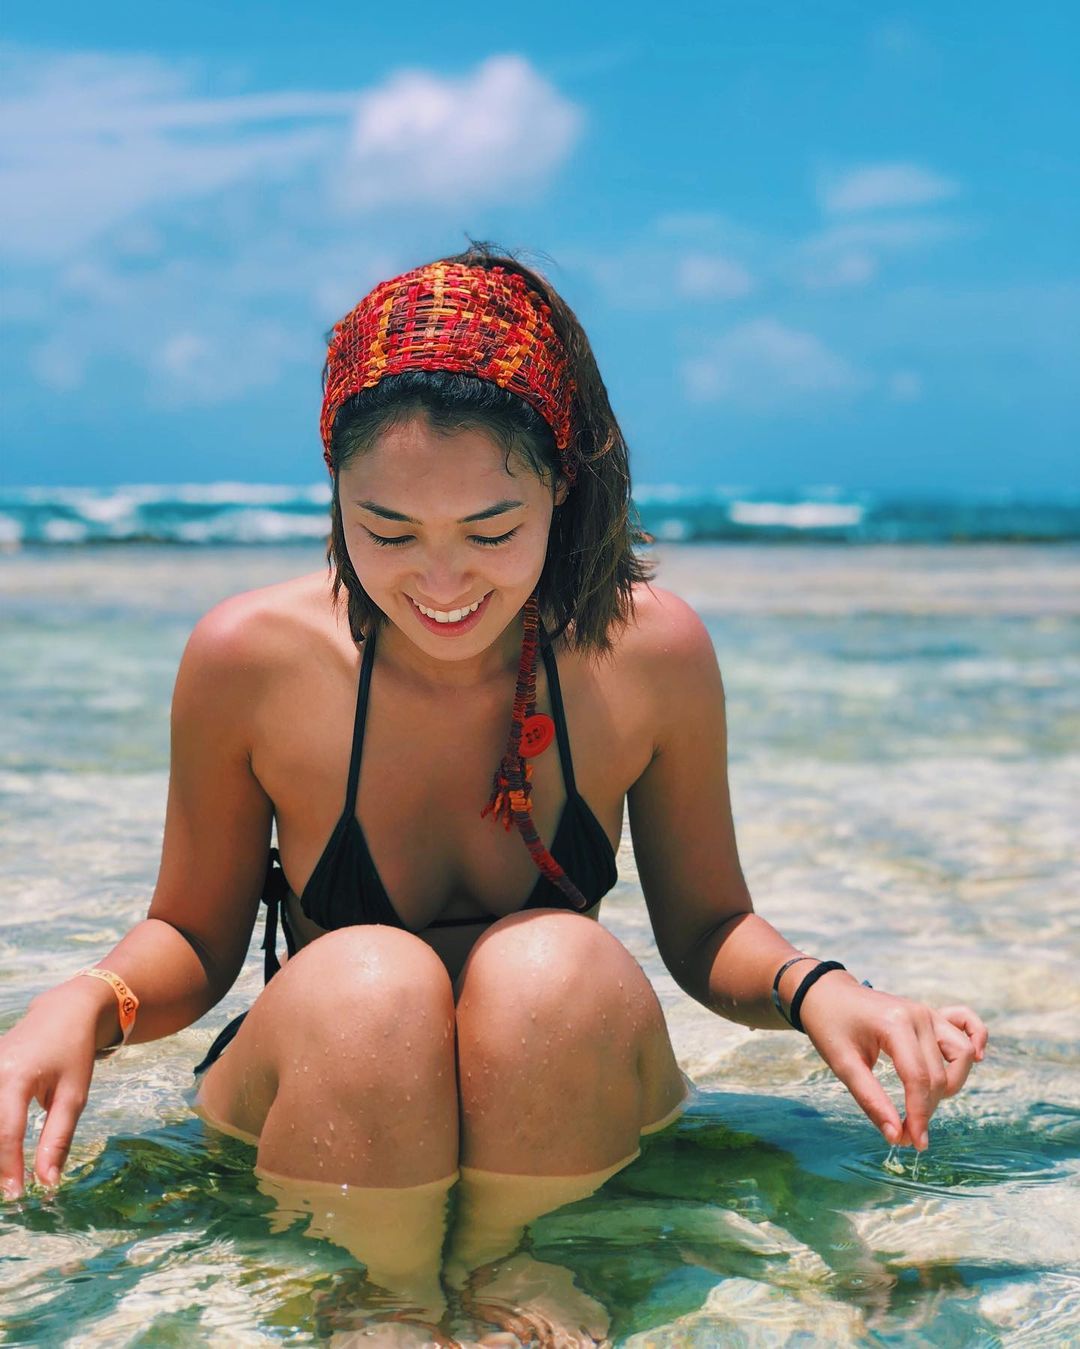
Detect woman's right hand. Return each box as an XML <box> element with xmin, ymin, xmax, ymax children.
<box><xmin>0</xmin><ymin>979</ymin><xmax>115</xmax><ymax>1199</ymax></box>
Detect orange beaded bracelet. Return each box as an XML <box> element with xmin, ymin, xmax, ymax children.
<box><xmin>76</xmin><ymin>968</ymin><xmax>139</xmax><ymax>1058</ymax></box>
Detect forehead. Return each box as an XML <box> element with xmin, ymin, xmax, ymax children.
<box><xmin>343</xmin><ymin>418</ymin><xmax>548</xmax><ymax>509</ymax></box>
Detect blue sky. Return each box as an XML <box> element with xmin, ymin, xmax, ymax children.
<box><xmin>2</xmin><ymin>2</ymin><xmax>1077</xmax><ymax>493</ymax></box>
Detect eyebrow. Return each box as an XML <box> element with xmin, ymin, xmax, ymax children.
<box><xmin>355</xmin><ymin>499</ymin><xmax>526</xmax><ymax>524</ymax></box>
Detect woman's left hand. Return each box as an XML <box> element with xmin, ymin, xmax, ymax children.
<box><xmin>796</xmin><ymin>974</ymin><xmax>989</xmax><ymax>1150</ymax></box>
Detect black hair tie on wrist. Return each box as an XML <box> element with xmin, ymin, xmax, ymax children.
<box><xmin>788</xmin><ymin>960</ymin><xmax>847</xmax><ymax>1034</ymax></box>
<box><xmin>771</xmin><ymin>955</ymin><xmax>817</xmax><ymax>1025</ymax></box>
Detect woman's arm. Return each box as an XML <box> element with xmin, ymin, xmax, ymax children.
<box><xmin>626</xmin><ymin>589</ymin><xmax>987</xmax><ymax>1148</ymax></box>
<box><xmin>0</xmin><ymin>597</ymin><xmax>275</xmax><ymax>1197</ymax></box>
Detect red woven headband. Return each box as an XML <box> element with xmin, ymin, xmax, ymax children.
<box><xmin>320</xmin><ymin>261</ymin><xmax>578</xmax><ymax>482</ymax></box>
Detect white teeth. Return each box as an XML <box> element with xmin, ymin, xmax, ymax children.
<box><xmin>412</xmin><ymin>595</ymin><xmax>484</xmax><ymax>624</ymax></box>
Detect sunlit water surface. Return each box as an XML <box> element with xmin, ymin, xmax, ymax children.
<box><xmin>1</xmin><ymin>543</ymin><xmax>1078</xmax><ymax>1346</ymax></box>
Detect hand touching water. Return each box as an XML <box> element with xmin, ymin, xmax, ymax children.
<box><xmin>796</xmin><ymin>973</ymin><xmax>988</xmax><ymax>1150</ymax></box>
<box><xmin>0</xmin><ymin>981</ymin><xmax>109</xmax><ymax>1199</ymax></box>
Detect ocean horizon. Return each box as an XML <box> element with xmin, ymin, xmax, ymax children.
<box><xmin>2</xmin><ymin>482</ymin><xmax>1079</xmax><ymax>549</ymax></box>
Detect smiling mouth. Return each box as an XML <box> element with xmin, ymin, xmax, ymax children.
<box><xmin>409</xmin><ymin>592</ymin><xmax>491</xmax><ymax>624</ymax></box>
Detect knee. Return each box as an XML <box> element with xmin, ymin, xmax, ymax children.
<box><xmin>271</xmin><ymin>925</ymin><xmax>455</xmax><ymax>1049</ymax></box>
<box><xmin>456</xmin><ymin>910</ymin><xmax>658</xmax><ymax>1049</ymax></box>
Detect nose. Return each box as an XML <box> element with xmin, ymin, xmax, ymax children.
<box><xmin>415</xmin><ymin>543</ymin><xmax>473</xmax><ymax>606</ymax></box>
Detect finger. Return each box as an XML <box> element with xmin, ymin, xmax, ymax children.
<box><xmin>934</xmin><ymin>1018</ymin><xmax>977</xmax><ymax>1097</ymax></box>
<box><xmin>0</xmin><ymin>1088</ymin><xmax>31</xmax><ymax>1200</ymax></box>
<box><xmin>914</xmin><ymin>1020</ymin><xmax>950</xmax><ymax>1143</ymax></box>
<box><xmin>825</xmin><ymin>1052</ymin><xmax>904</xmax><ymax>1144</ymax></box>
<box><xmin>938</xmin><ymin>1005</ymin><xmax>989</xmax><ymax>1060</ymax></box>
<box><xmin>33</xmin><ymin>1087</ymin><xmax>86</xmax><ymax>1188</ymax></box>
<box><xmin>884</xmin><ymin>1024</ymin><xmax>939</xmax><ymax>1151</ymax></box>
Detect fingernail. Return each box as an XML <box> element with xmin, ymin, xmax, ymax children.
<box><xmin>919</xmin><ymin>1132</ymin><xmax>929</xmax><ymax>1151</ymax></box>
<box><xmin>883</xmin><ymin>1123</ymin><xmax>899</xmax><ymax>1144</ymax></box>
<box><xmin>46</xmin><ymin>1168</ymin><xmax>59</xmax><ymax>1188</ymax></box>
<box><xmin>2</xmin><ymin>1182</ymin><xmax>22</xmax><ymax>1202</ymax></box>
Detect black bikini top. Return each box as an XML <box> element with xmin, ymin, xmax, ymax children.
<box><xmin>259</xmin><ymin>623</ymin><xmax>617</xmax><ymax>974</ymax></box>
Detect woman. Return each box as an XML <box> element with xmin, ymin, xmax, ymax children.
<box><xmin>0</xmin><ymin>244</ymin><xmax>987</xmax><ymax>1301</ymax></box>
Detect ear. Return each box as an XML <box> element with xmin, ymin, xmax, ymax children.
<box><xmin>553</xmin><ymin>476</ymin><xmax>570</xmax><ymax>508</ymax></box>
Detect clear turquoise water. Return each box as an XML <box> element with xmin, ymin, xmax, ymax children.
<box><xmin>1</xmin><ymin>543</ymin><xmax>1078</xmax><ymax>1346</ymax></box>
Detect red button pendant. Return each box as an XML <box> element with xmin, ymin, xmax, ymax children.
<box><xmin>519</xmin><ymin>713</ymin><xmax>555</xmax><ymax>758</ymax></box>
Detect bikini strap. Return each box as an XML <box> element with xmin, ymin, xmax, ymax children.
<box><xmin>344</xmin><ymin>626</ymin><xmax>378</xmax><ymax>813</ymax></box>
<box><xmin>538</xmin><ymin>628</ymin><xmax>578</xmax><ymax>797</ymax></box>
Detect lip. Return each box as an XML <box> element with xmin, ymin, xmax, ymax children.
<box><xmin>407</xmin><ymin>589</ymin><xmax>493</xmax><ymax>636</ymax></box>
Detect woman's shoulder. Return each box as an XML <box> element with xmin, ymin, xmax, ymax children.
<box><xmin>181</xmin><ymin>569</ymin><xmax>342</xmax><ymax>681</ymax></box>
<box><xmin>616</xmin><ymin>582</ymin><xmax>717</xmax><ymax>671</ymax></box>
<box><xmin>561</xmin><ymin>584</ymin><xmax>719</xmax><ymax>764</ymax></box>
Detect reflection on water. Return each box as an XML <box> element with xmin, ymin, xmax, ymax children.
<box><xmin>2</xmin><ymin>544</ymin><xmax>1079</xmax><ymax>1345</ymax></box>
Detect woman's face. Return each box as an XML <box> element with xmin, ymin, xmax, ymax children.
<box><xmin>336</xmin><ymin>415</ymin><xmax>566</xmax><ymax>665</ymax></box>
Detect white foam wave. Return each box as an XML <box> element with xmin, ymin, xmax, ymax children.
<box><xmin>43</xmin><ymin>518</ymin><xmax>89</xmax><ymax>543</ymax></box>
<box><xmin>174</xmin><ymin>510</ymin><xmax>329</xmax><ymax>544</ymax></box>
<box><xmin>728</xmin><ymin>501</ymin><xmax>865</xmax><ymax>529</ymax></box>
<box><xmin>0</xmin><ymin>513</ymin><xmax>23</xmax><ymax>546</ymax></box>
<box><xmin>654</xmin><ymin>517</ymin><xmax>691</xmax><ymax>541</ymax></box>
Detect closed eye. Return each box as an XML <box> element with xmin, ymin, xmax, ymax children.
<box><xmin>364</xmin><ymin>527</ymin><xmax>520</xmax><ymax>548</ymax></box>
<box><xmin>471</xmin><ymin>527</ymin><xmax>520</xmax><ymax>547</ymax></box>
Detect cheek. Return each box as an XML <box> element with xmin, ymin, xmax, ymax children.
<box><xmin>341</xmin><ymin>528</ymin><xmax>395</xmax><ymax>590</ymax></box>
<box><xmin>490</xmin><ymin>527</ymin><xmax>550</xmax><ymax>578</ymax></box>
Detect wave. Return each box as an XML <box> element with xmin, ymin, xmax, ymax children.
<box><xmin>1</xmin><ymin>484</ymin><xmax>1078</xmax><ymax>547</ymax></box>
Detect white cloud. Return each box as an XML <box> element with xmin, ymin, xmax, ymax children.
<box><xmin>819</xmin><ymin>162</ymin><xmax>960</xmax><ymax>215</ymax></box>
<box><xmin>573</xmin><ymin>230</ymin><xmax>758</xmax><ymax>310</ymax></box>
<box><xmin>794</xmin><ymin>216</ymin><xmax>970</xmax><ymax>290</ymax></box>
<box><xmin>683</xmin><ymin>318</ymin><xmax>865</xmax><ymax>407</ymax></box>
<box><xmin>0</xmin><ymin>46</ymin><xmax>581</xmax><ymax>260</ymax></box>
<box><xmin>22</xmin><ymin>242</ymin><xmax>371</xmax><ymax>405</ymax></box>
<box><xmin>27</xmin><ymin>335</ymin><xmax>87</xmax><ymax>392</ymax></box>
<box><xmin>337</xmin><ymin>55</ymin><xmax>583</xmax><ymax>211</ymax></box>
<box><xmin>676</xmin><ymin>252</ymin><xmax>755</xmax><ymax>300</ymax></box>
<box><xmin>0</xmin><ymin>46</ymin><xmax>348</xmax><ymax>261</ymax></box>
<box><xmin>801</xmin><ymin>251</ymin><xmax>879</xmax><ymax>290</ymax></box>
<box><xmin>887</xmin><ymin>370</ymin><xmax>923</xmax><ymax>402</ymax></box>
<box><xmin>150</xmin><ymin>322</ymin><xmax>300</xmax><ymax>405</ymax></box>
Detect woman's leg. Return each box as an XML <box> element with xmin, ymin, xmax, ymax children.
<box><xmin>447</xmin><ymin>908</ymin><xmax>687</xmax><ymax>1281</ymax></box>
<box><xmin>196</xmin><ymin>924</ymin><xmax>458</xmax><ymax>1184</ymax></box>
<box><xmin>194</xmin><ymin>925</ymin><xmax>458</xmax><ymax>1306</ymax></box>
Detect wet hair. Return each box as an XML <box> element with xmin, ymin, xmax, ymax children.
<box><xmin>324</xmin><ymin>241</ymin><xmax>654</xmax><ymax>654</ymax></box>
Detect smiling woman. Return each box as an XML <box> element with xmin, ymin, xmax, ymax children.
<box><xmin>0</xmin><ymin>241</ymin><xmax>987</xmax><ymax>1337</ymax></box>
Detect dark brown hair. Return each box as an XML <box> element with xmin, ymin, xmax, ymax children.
<box><xmin>324</xmin><ymin>241</ymin><xmax>653</xmax><ymax>654</ymax></box>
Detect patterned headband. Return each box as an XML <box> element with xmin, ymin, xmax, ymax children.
<box><xmin>320</xmin><ymin>261</ymin><xmax>578</xmax><ymax>482</ymax></box>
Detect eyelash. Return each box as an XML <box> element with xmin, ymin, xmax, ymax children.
<box><xmin>366</xmin><ymin>527</ymin><xmax>520</xmax><ymax>549</ymax></box>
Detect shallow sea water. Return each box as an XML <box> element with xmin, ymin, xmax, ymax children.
<box><xmin>1</xmin><ymin>542</ymin><xmax>1078</xmax><ymax>1346</ymax></box>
